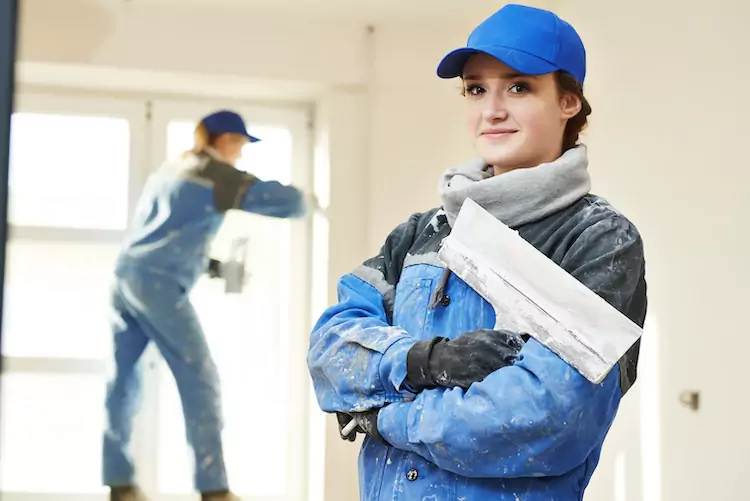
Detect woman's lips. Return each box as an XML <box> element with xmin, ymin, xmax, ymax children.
<box><xmin>481</xmin><ymin>129</ymin><xmax>517</xmax><ymax>136</ymax></box>
<box><xmin>481</xmin><ymin>129</ymin><xmax>518</xmax><ymax>140</ymax></box>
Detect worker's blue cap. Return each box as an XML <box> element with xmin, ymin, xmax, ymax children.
<box><xmin>201</xmin><ymin>110</ymin><xmax>261</xmax><ymax>143</ymax></box>
<box><xmin>436</xmin><ymin>4</ymin><xmax>586</xmax><ymax>84</ymax></box>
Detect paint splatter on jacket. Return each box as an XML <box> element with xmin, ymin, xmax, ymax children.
<box><xmin>308</xmin><ymin>194</ymin><xmax>647</xmax><ymax>501</ymax></box>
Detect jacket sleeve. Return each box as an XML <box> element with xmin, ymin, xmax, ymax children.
<box><xmin>307</xmin><ymin>211</ymin><xmax>436</xmax><ymax>413</ymax></box>
<box><xmin>378</xmin><ymin>215</ymin><xmax>647</xmax><ymax>478</ymax></box>
<box><xmin>197</xmin><ymin>156</ymin><xmax>309</xmax><ymax>218</ymax></box>
<box><xmin>239</xmin><ymin>178</ymin><xmax>308</xmax><ymax>219</ymax></box>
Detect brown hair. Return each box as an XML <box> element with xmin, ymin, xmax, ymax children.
<box><xmin>555</xmin><ymin>71</ymin><xmax>591</xmax><ymax>152</ymax></box>
<box><xmin>184</xmin><ymin>122</ymin><xmax>221</xmax><ymax>156</ymax></box>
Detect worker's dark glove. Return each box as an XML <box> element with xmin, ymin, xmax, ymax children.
<box><xmin>336</xmin><ymin>409</ymin><xmax>389</xmax><ymax>445</ymax></box>
<box><xmin>207</xmin><ymin>259</ymin><xmax>223</xmax><ymax>278</ymax></box>
<box><xmin>406</xmin><ymin>329</ymin><xmax>529</xmax><ymax>392</ymax></box>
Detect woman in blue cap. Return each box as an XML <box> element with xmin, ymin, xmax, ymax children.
<box><xmin>104</xmin><ymin>110</ymin><xmax>311</xmax><ymax>501</ymax></box>
<box><xmin>308</xmin><ymin>4</ymin><xmax>646</xmax><ymax>501</ymax></box>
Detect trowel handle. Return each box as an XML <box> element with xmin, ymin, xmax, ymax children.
<box><xmin>341</xmin><ymin>418</ymin><xmax>358</xmax><ymax>437</ymax></box>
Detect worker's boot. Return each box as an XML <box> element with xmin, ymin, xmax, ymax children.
<box><xmin>201</xmin><ymin>491</ymin><xmax>241</xmax><ymax>501</ymax></box>
<box><xmin>109</xmin><ymin>485</ymin><xmax>149</xmax><ymax>501</ymax></box>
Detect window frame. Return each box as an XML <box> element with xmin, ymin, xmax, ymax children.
<box><xmin>0</xmin><ymin>92</ymin><xmax>148</xmax><ymax>496</ymax></box>
<box><xmin>9</xmin><ymin>92</ymin><xmax>150</xmax><ymax>237</ymax></box>
<box><xmin>1</xmin><ymin>92</ymin><xmax>315</xmax><ymax>501</ymax></box>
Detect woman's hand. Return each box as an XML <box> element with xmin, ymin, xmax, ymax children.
<box><xmin>336</xmin><ymin>409</ymin><xmax>389</xmax><ymax>445</ymax></box>
<box><xmin>406</xmin><ymin>329</ymin><xmax>528</xmax><ymax>391</ymax></box>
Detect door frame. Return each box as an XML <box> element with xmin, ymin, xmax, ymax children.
<box><xmin>10</xmin><ymin>91</ymin><xmax>151</xmax><ymax>233</ymax></box>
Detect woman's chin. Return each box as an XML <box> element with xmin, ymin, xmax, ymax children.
<box><xmin>480</xmin><ymin>153</ymin><xmax>526</xmax><ymax>175</ymax></box>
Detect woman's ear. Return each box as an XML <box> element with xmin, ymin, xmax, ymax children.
<box><xmin>560</xmin><ymin>93</ymin><xmax>582</xmax><ymax>120</ymax></box>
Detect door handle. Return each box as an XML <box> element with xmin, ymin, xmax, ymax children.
<box><xmin>679</xmin><ymin>390</ymin><xmax>700</xmax><ymax>411</ymax></box>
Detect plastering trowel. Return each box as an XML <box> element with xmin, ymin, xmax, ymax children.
<box><xmin>340</xmin><ymin>198</ymin><xmax>642</xmax><ymax>438</ymax></box>
<box><xmin>437</xmin><ymin>198</ymin><xmax>643</xmax><ymax>384</ymax></box>
<box><xmin>222</xmin><ymin>236</ymin><xmax>249</xmax><ymax>294</ymax></box>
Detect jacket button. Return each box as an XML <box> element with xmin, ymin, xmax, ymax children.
<box><xmin>440</xmin><ymin>294</ymin><xmax>451</xmax><ymax>307</ymax></box>
<box><xmin>406</xmin><ymin>468</ymin><xmax>418</xmax><ymax>481</ymax></box>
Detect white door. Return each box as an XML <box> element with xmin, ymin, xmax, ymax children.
<box><xmin>0</xmin><ymin>93</ymin><xmax>315</xmax><ymax>501</ymax></box>
<box><xmin>146</xmin><ymin>100</ymin><xmax>313</xmax><ymax>501</ymax></box>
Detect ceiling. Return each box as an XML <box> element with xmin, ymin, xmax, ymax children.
<box><xmin>129</xmin><ymin>0</ymin><xmax>558</xmax><ymax>22</ymax></box>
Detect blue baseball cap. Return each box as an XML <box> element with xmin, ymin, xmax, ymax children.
<box><xmin>436</xmin><ymin>4</ymin><xmax>586</xmax><ymax>84</ymax></box>
<box><xmin>201</xmin><ymin>110</ymin><xmax>261</xmax><ymax>143</ymax></box>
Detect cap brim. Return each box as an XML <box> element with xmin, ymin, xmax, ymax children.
<box><xmin>437</xmin><ymin>46</ymin><xmax>559</xmax><ymax>79</ymax></box>
<box><xmin>247</xmin><ymin>134</ymin><xmax>261</xmax><ymax>143</ymax></box>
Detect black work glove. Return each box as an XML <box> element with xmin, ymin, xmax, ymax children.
<box><xmin>336</xmin><ymin>409</ymin><xmax>389</xmax><ymax>445</ymax></box>
<box><xmin>406</xmin><ymin>329</ymin><xmax>529</xmax><ymax>392</ymax></box>
<box><xmin>207</xmin><ymin>259</ymin><xmax>223</xmax><ymax>278</ymax></box>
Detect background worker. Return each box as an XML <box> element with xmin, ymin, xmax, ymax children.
<box><xmin>103</xmin><ymin>110</ymin><xmax>312</xmax><ymax>501</ymax></box>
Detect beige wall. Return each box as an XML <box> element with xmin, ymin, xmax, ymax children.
<box><xmin>16</xmin><ymin>0</ymin><xmax>369</xmax><ymax>87</ymax></box>
<box><xmin>20</xmin><ymin>0</ymin><xmax>750</xmax><ymax>499</ymax></box>
<box><xmin>366</xmin><ymin>21</ymin><xmax>476</xmax><ymax>250</ymax></box>
<box><xmin>559</xmin><ymin>1</ymin><xmax>750</xmax><ymax>500</ymax></box>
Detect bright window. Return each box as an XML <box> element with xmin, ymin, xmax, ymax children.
<box><xmin>1</xmin><ymin>240</ymin><xmax>119</xmax><ymax>359</ymax></box>
<box><xmin>8</xmin><ymin>112</ymin><xmax>130</xmax><ymax>230</ymax></box>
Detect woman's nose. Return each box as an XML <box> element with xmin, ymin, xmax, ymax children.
<box><xmin>481</xmin><ymin>96</ymin><xmax>509</xmax><ymax>122</ymax></box>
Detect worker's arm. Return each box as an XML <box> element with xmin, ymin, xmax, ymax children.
<box><xmin>239</xmin><ymin>177</ymin><xmax>308</xmax><ymax>219</ymax></box>
<box><xmin>307</xmin><ymin>211</ymin><xmax>437</xmax><ymax>413</ymax></box>
<box><xmin>200</xmin><ymin>157</ymin><xmax>310</xmax><ymax>218</ymax></box>
<box><xmin>377</xmin><ymin>216</ymin><xmax>647</xmax><ymax>478</ymax></box>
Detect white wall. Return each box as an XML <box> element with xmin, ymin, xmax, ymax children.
<box><xmin>308</xmin><ymin>89</ymin><xmax>370</xmax><ymax>501</ymax></box>
<box><xmin>366</xmin><ymin>21</ymin><xmax>476</xmax><ymax>249</ymax></box>
<box><xmin>559</xmin><ymin>1</ymin><xmax>750</xmax><ymax>500</ymax></box>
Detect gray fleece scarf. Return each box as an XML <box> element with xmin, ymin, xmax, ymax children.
<box><xmin>439</xmin><ymin>145</ymin><xmax>591</xmax><ymax>228</ymax></box>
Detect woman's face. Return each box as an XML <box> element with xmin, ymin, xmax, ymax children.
<box><xmin>214</xmin><ymin>133</ymin><xmax>249</xmax><ymax>166</ymax></box>
<box><xmin>462</xmin><ymin>54</ymin><xmax>581</xmax><ymax>175</ymax></box>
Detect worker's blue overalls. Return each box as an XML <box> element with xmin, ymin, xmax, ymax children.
<box><xmin>103</xmin><ymin>149</ymin><xmax>307</xmax><ymax>491</ymax></box>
